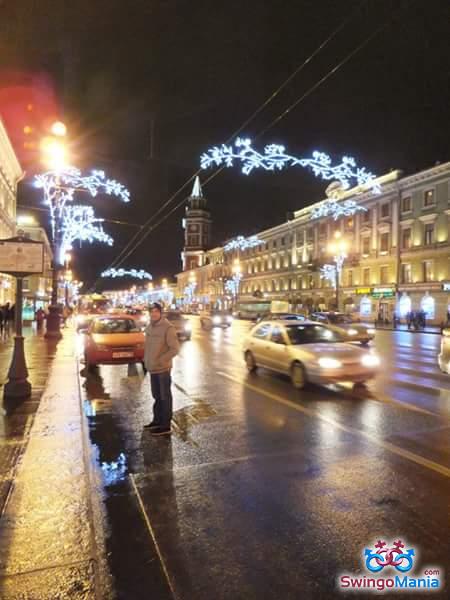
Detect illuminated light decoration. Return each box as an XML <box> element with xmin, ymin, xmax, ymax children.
<box><xmin>34</xmin><ymin>166</ymin><xmax>130</xmax><ymax>241</ymax></box>
<box><xmin>310</xmin><ymin>198</ymin><xmax>367</xmax><ymax>221</ymax></box>
<box><xmin>184</xmin><ymin>281</ymin><xmax>197</xmax><ymax>303</ymax></box>
<box><xmin>224</xmin><ymin>234</ymin><xmax>264</xmax><ymax>252</ymax></box>
<box><xmin>60</xmin><ymin>205</ymin><xmax>113</xmax><ymax>264</ymax></box>
<box><xmin>320</xmin><ymin>264</ymin><xmax>337</xmax><ymax>288</ymax></box>
<box><xmin>201</xmin><ymin>138</ymin><xmax>381</xmax><ymax>192</ymax></box>
<box><xmin>225</xmin><ymin>272</ymin><xmax>242</xmax><ymax>297</ymax></box>
<box><xmin>101</xmin><ymin>268</ymin><xmax>153</xmax><ymax>280</ymax></box>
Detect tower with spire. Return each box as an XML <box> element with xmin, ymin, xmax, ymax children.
<box><xmin>181</xmin><ymin>176</ymin><xmax>212</xmax><ymax>271</ymax></box>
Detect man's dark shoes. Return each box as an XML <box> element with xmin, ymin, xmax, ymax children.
<box><xmin>150</xmin><ymin>426</ymin><xmax>171</xmax><ymax>436</ymax></box>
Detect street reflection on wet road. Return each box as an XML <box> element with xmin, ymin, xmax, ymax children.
<box><xmin>78</xmin><ymin>318</ymin><xmax>450</xmax><ymax>599</ymax></box>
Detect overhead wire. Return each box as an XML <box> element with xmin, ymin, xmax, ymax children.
<box><xmin>97</xmin><ymin>6</ymin><xmax>391</xmax><ymax>281</ymax></box>
<box><xmin>90</xmin><ymin>2</ymin><xmax>367</xmax><ymax>289</ymax></box>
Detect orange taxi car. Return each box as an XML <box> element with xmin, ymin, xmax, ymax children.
<box><xmin>83</xmin><ymin>314</ymin><xmax>145</xmax><ymax>372</ymax></box>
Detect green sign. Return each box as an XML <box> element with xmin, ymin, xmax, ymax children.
<box><xmin>372</xmin><ymin>287</ymin><xmax>395</xmax><ymax>298</ymax></box>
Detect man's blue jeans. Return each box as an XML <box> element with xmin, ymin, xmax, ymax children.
<box><xmin>150</xmin><ymin>371</ymin><xmax>173</xmax><ymax>428</ymax></box>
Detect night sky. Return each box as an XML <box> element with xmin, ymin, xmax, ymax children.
<box><xmin>0</xmin><ymin>0</ymin><xmax>449</xmax><ymax>290</ymax></box>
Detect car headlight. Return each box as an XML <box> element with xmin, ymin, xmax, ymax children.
<box><xmin>347</xmin><ymin>328</ymin><xmax>358</xmax><ymax>336</ymax></box>
<box><xmin>184</xmin><ymin>322</ymin><xmax>192</xmax><ymax>331</ymax></box>
<box><xmin>318</xmin><ymin>357</ymin><xmax>342</xmax><ymax>369</ymax></box>
<box><xmin>212</xmin><ymin>316</ymin><xmax>221</xmax><ymax>325</ymax></box>
<box><xmin>76</xmin><ymin>315</ymin><xmax>86</xmax><ymax>324</ymax></box>
<box><xmin>361</xmin><ymin>354</ymin><xmax>380</xmax><ymax>368</ymax></box>
<box><xmin>226</xmin><ymin>316</ymin><xmax>233</xmax><ymax>323</ymax></box>
<box><xmin>367</xmin><ymin>328</ymin><xmax>376</xmax><ymax>335</ymax></box>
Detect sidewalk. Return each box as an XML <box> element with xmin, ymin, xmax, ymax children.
<box><xmin>0</xmin><ymin>328</ymin><xmax>108</xmax><ymax>599</ymax></box>
<box><xmin>373</xmin><ymin>323</ymin><xmax>442</xmax><ymax>335</ymax></box>
<box><xmin>0</xmin><ymin>327</ymin><xmax>57</xmax><ymax>515</ymax></box>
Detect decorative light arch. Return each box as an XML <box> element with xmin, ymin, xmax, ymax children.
<box><xmin>201</xmin><ymin>138</ymin><xmax>381</xmax><ymax>193</ymax></box>
<box><xmin>60</xmin><ymin>205</ymin><xmax>113</xmax><ymax>264</ymax></box>
<box><xmin>101</xmin><ymin>268</ymin><xmax>152</xmax><ymax>280</ymax></box>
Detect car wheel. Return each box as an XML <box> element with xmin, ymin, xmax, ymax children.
<box><xmin>245</xmin><ymin>351</ymin><xmax>257</xmax><ymax>373</ymax></box>
<box><xmin>353</xmin><ymin>381</ymin><xmax>368</xmax><ymax>390</ymax></box>
<box><xmin>360</xmin><ymin>340</ymin><xmax>370</xmax><ymax>347</ymax></box>
<box><xmin>291</xmin><ymin>361</ymin><xmax>307</xmax><ymax>389</ymax></box>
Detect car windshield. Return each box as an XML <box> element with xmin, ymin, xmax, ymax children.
<box><xmin>328</xmin><ymin>314</ymin><xmax>353</xmax><ymax>324</ymax></box>
<box><xmin>93</xmin><ymin>318</ymin><xmax>140</xmax><ymax>334</ymax></box>
<box><xmin>286</xmin><ymin>324</ymin><xmax>346</xmax><ymax>345</ymax></box>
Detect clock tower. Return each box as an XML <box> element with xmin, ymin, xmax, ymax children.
<box><xmin>182</xmin><ymin>176</ymin><xmax>212</xmax><ymax>271</ymax></box>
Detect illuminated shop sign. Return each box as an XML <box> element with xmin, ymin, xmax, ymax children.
<box><xmin>372</xmin><ymin>287</ymin><xmax>395</xmax><ymax>298</ymax></box>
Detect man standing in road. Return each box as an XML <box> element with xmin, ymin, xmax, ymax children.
<box><xmin>144</xmin><ymin>302</ymin><xmax>180</xmax><ymax>435</ymax></box>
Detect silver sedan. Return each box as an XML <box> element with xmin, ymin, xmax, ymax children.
<box><xmin>243</xmin><ymin>320</ymin><xmax>380</xmax><ymax>389</ymax></box>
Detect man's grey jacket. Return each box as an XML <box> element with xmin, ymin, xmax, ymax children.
<box><xmin>144</xmin><ymin>317</ymin><xmax>180</xmax><ymax>374</ymax></box>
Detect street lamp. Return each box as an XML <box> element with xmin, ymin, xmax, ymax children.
<box><xmin>326</xmin><ymin>231</ymin><xmax>348</xmax><ymax>311</ymax></box>
<box><xmin>229</xmin><ymin>258</ymin><xmax>242</xmax><ymax>308</ymax></box>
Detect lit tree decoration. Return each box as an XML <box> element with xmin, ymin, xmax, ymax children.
<box><xmin>201</xmin><ymin>138</ymin><xmax>381</xmax><ymax>193</ymax></box>
<box><xmin>101</xmin><ymin>268</ymin><xmax>153</xmax><ymax>280</ymax></box>
<box><xmin>184</xmin><ymin>281</ymin><xmax>197</xmax><ymax>304</ymax></box>
<box><xmin>224</xmin><ymin>234</ymin><xmax>264</xmax><ymax>252</ymax></box>
<box><xmin>60</xmin><ymin>205</ymin><xmax>113</xmax><ymax>264</ymax></box>
<box><xmin>35</xmin><ymin>167</ymin><xmax>130</xmax><ymax>242</ymax></box>
<box><xmin>320</xmin><ymin>264</ymin><xmax>337</xmax><ymax>287</ymax></box>
<box><xmin>225</xmin><ymin>273</ymin><xmax>242</xmax><ymax>297</ymax></box>
<box><xmin>320</xmin><ymin>253</ymin><xmax>346</xmax><ymax>288</ymax></box>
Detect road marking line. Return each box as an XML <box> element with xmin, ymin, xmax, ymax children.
<box><xmin>217</xmin><ymin>371</ymin><xmax>450</xmax><ymax>479</ymax></box>
<box><xmin>371</xmin><ymin>389</ymin><xmax>443</xmax><ymax>418</ymax></box>
<box><xmin>395</xmin><ymin>366</ymin><xmax>450</xmax><ymax>382</ymax></box>
<box><xmin>130</xmin><ymin>474</ymin><xmax>179</xmax><ymax>600</ymax></box>
<box><xmin>387</xmin><ymin>377</ymin><xmax>450</xmax><ymax>397</ymax></box>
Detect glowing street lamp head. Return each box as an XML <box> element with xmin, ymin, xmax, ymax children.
<box><xmin>51</xmin><ymin>121</ymin><xmax>67</xmax><ymax>137</ymax></box>
<box><xmin>41</xmin><ymin>137</ymin><xmax>67</xmax><ymax>171</ymax></box>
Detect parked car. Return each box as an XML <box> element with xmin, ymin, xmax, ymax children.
<box><xmin>310</xmin><ymin>312</ymin><xmax>375</xmax><ymax>345</ymax></box>
<box><xmin>164</xmin><ymin>310</ymin><xmax>192</xmax><ymax>340</ymax></box>
<box><xmin>243</xmin><ymin>320</ymin><xmax>380</xmax><ymax>389</ymax></box>
<box><xmin>438</xmin><ymin>328</ymin><xmax>450</xmax><ymax>373</ymax></box>
<box><xmin>200</xmin><ymin>310</ymin><xmax>233</xmax><ymax>329</ymax></box>
<box><xmin>83</xmin><ymin>315</ymin><xmax>145</xmax><ymax>372</ymax></box>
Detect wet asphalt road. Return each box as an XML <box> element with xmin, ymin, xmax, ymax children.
<box><xmin>78</xmin><ymin>319</ymin><xmax>450</xmax><ymax>600</ymax></box>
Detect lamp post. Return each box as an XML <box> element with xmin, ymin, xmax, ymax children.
<box><xmin>327</xmin><ymin>231</ymin><xmax>348</xmax><ymax>311</ymax></box>
<box><xmin>41</xmin><ymin>122</ymin><xmax>67</xmax><ymax>339</ymax></box>
<box><xmin>64</xmin><ymin>252</ymin><xmax>71</xmax><ymax>307</ymax></box>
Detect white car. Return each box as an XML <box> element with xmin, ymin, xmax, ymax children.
<box><xmin>243</xmin><ymin>320</ymin><xmax>380</xmax><ymax>389</ymax></box>
<box><xmin>438</xmin><ymin>327</ymin><xmax>450</xmax><ymax>373</ymax></box>
<box><xmin>310</xmin><ymin>312</ymin><xmax>375</xmax><ymax>346</ymax></box>
<box><xmin>200</xmin><ymin>311</ymin><xmax>233</xmax><ymax>329</ymax></box>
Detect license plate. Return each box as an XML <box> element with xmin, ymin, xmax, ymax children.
<box><xmin>112</xmin><ymin>351</ymin><xmax>134</xmax><ymax>358</ymax></box>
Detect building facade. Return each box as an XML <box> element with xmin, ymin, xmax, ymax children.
<box><xmin>176</xmin><ymin>162</ymin><xmax>450</xmax><ymax>324</ymax></box>
<box><xmin>0</xmin><ymin>116</ymin><xmax>23</xmax><ymax>305</ymax></box>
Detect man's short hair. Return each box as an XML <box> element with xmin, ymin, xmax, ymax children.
<box><xmin>150</xmin><ymin>302</ymin><xmax>163</xmax><ymax>313</ymax></box>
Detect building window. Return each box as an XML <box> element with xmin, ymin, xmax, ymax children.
<box><xmin>306</xmin><ymin>227</ymin><xmax>314</xmax><ymax>242</ymax></box>
<box><xmin>280</xmin><ymin>236</ymin><xmax>285</xmax><ymax>246</ymax></box>
<box><xmin>308</xmin><ymin>274</ymin><xmax>314</xmax><ymax>289</ymax></box>
<box><xmin>380</xmin><ymin>232</ymin><xmax>389</xmax><ymax>253</ymax></box>
<box><xmin>381</xmin><ymin>203</ymin><xmax>390</xmax><ymax>218</ymax></box>
<box><xmin>424</xmin><ymin>223</ymin><xmax>434</xmax><ymax>246</ymax></box>
<box><xmin>347</xmin><ymin>270</ymin><xmax>353</xmax><ymax>287</ymax></box>
<box><xmin>345</xmin><ymin>217</ymin><xmax>354</xmax><ymax>229</ymax></box>
<box><xmin>363</xmin><ymin>268</ymin><xmax>370</xmax><ymax>285</ymax></box>
<box><xmin>380</xmin><ymin>266</ymin><xmax>389</xmax><ymax>284</ymax></box>
<box><xmin>424</xmin><ymin>189</ymin><xmax>435</xmax><ymax>207</ymax></box>
<box><xmin>398</xmin><ymin>293</ymin><xmax>411</xmax><ymax>317</ymax></box>
<box><xmin>423</xmin><ymin>260</ymin><xmax>433</xmax><ymax>282</ymax></box>
<box><xmin>401</xmin><ymin>196</ymin><xmax>412</xmax><ymax>213</ymax></box>
<box><xmin>362</xmin><ymin>208</ymin><xmax>371</xmax><ymax>223</ymax></box>
<box><xmin>188</xmin><ymin>235</ymin><xmax>199</xmax><ymax>246</ymax></box>
<box><xmin>362</xmin><ymin>237</ymin><xmax>370</xmax><ymax>255</ymax></box>
<box><xmin>402</xmin><ymin>228</ymin><xmax>411</xmax><ymax>249</ymax></box>
<box><xmin>319</xmin><ymin>223</ymin><xmax>327</xmax><ymax>236</ymax></box>
<box><xmin>401</xmin><ymin>263</ymin><xmax>412</xmax><ymax>283</ymax></box>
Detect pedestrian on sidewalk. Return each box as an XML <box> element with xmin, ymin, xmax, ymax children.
<box><xmin>143</xmin><ymin>302</ymin><xmax>180</xmax><ymax>436</ymax></box>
